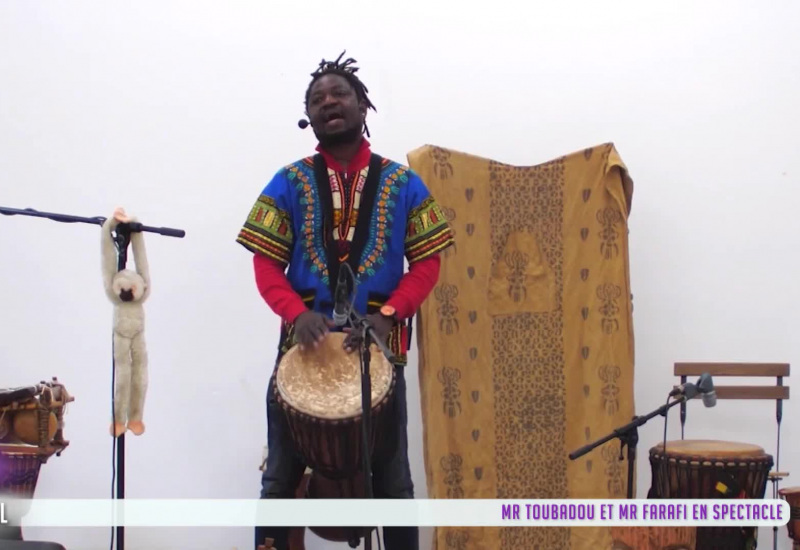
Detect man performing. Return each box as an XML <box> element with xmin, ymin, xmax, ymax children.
<box><xmin>236</xmin><ymin>52</ymin><xmax>455</xmax><ymax>550</ymax></box>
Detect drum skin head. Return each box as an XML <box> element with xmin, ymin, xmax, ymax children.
<box><xmin>276</xmin><ymin>332</ymin><xmax>394</xmax><ymax>420</ymax></box>
<box><xmin>654</xmin><ymin>439</ymin><xmax>766</xmax><ymax>458</ymax></box>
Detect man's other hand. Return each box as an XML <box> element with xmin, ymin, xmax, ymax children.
<box><xmin>294</xmin><ymin>311</ymin><xmax>335</xmax><ymax>350</ymax></box>
<box><xmin>342</xmin><ymin>313</ymin><xmax>394</xmax><ymax>354</ymax></box>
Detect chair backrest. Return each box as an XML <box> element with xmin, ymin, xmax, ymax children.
<box><xmin>674</xmin><ymin>362</ymin><xmax>790</xmax><ymax>461</ymax></box>
<box><xmin>674</xmin><ymin>362</ymin><xmax>790</xmax><ymax>400</ymax></box>
<box><xmin>674</xmin><ymin>362</ymin><xmax>791</xmax><ymax>500</ymax></box>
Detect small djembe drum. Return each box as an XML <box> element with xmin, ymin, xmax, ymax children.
<box><xmin>649</xmin><ymin>440</ymin><xmax>773</xmax><ymax>550</ymax></box>
<box><xmin>0</xmin><ymin>378</ymin><xmax>73</xmax><ymax>500</ymax></box>
<box><xmin>779</xmin><ymin>486</ymin><xmax>800</xmax><ymax>549</ymax></box>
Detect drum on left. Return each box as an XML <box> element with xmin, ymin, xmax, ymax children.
<box><xmin>0</xmin><ymin>378</ymin><xmax>74</xmax><ymax>498</ymax></box>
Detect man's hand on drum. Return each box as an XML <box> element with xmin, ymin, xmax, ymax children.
<box><xmin>342</xmin><ymin>313</ymin><xmax>393</xmax><ymax>354</ymax></box>
<box><xmin>294</xmin><ymin>311</ymin><xmax>335</xmax><ymax>350</ymax></box>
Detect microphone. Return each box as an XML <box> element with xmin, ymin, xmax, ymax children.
<box><xmin>298</xmin><ymin>119</ymin><xmax>310</xmax><ymax>129</ymax></box>
<box><xmin>332</xmin><ymin>268</ymin><xmax>350</xmax><ymax>327</ymax></box>
<box><xmin>669</xmin><ymin>373</ymin><xmax>717</xmax><ymax>407</ymax></box>
<box><xmin>697</xmin><ymin>372</ymin><xmax>717</xmax><ymax>408</ymax></box>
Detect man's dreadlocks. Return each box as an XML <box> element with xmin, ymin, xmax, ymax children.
<box><xmin>304</xmin><ymin>51</ymin><xmax>376</xmax><ymax>136</ymax></box>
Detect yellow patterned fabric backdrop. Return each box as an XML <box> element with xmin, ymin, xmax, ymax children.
<box><xmin>406</xmin><ymin>143</ymin><xmax>636</xmax><ymax>550</ymax></box>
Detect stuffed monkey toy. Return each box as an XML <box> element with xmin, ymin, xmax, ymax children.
<box><xmin>101</xmin><ymin>207</ymin><xmax>151</xmax><ymax>437</ymax></box>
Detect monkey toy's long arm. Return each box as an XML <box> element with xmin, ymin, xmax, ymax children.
<box><xmin>101</xmin><ymin>216</ymin><xmax>121</xmax><ymax>303</ymax></box>
<box><xmin>129</xmin><ymin>225</ymin><xmax>150</xmax><ymax>302</ymax></box>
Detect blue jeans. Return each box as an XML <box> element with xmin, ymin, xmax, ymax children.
<box><xmin>255</xmin><ymin>365</ymin><xmax>418</xmax><ymax>550</ymax></box>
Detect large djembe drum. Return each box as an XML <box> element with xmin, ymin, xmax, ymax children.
<box><xmin>273</xmin><ymin>332</ymin><xmax>397</xmax><ymax>544</ymax></box>
<box><xmin>649</xmin><ymin>440</ymin><xmax>773</xmax><ymax>550</ymax></box>
<box><xmin>778</xmin><ymin>486</ymin><xmax>800</xmax><ymax>549</ymax></box>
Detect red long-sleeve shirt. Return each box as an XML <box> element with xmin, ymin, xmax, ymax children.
<box><xmin>252</xmin><ymin>139</ymin><xmax>441</xmax><ymax>325</ymax></box>
<box><xmin>253</xmin><ymin>252</ymin><xmax>440</xmax><ymax>324</ymax></box>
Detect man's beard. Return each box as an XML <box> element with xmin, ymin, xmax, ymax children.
<box><xmin>314</xmin><ymin>123</ymin><xmax>363</xmax><ymax>148</ymax></box>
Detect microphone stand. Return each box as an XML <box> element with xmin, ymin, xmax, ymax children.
<box><xmin>1</xmin><ymin>205</ymin><xmax>184</xmax><ymax>550</ymax></box>
<box><xmin>568</xmin><ymin>395</ymin><xmax>688</xmax><ymax>499</ymax></box>
<box><xmin>342</xmin><ymin>304</ymin><xmax>397</xmax><ymax>550</ymax></box>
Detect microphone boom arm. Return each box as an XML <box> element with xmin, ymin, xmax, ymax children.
<box><xmin>569</xmin><ymin>395</ymin><xmax>688</xmax><ymax>499</ymax></box>
<box><xmin>0</xmin><ymin>206</ymin><xmax>185</xmax><ymax>238</ymax></box>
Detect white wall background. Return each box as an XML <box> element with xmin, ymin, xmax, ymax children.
<box><xmin>1</xmin><ymin>1</ymin><xmax>798</xmax><ymax>549</ymax></box>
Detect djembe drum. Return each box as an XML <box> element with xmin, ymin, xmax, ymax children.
<box><xmin>274</xmin><ymin>332</ymin><xmax>397</xmax><ymax>543</ymax></box>
<box><xmin>649</xmin><ymin>440</ymin><xmax>773</xmax><ymax>550</ymax></box>
<box><xmin>0</xmin><ymin>378</ymin><xmax>72</xmax><ymax>496</ymax></box>
<box><xmin>0</xmin><ymin>378</ymin><xmax>73</xmax><ymax>542</ymax></box>
<box><xmin>778</xmin><ymin>486</ymin><xmax>800</xmax><ymax>549</ymax></box>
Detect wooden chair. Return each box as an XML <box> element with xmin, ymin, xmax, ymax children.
<box><xmin>674</xmin><ymin>362</ymin><xmax>790</xmax><ymax>500</ymax></box>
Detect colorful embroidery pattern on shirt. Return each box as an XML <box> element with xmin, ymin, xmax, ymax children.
<box><xmin>357</xmin><ymin>162</ymin><xmax>406</xmax><ymax>277</ymax></box>
<box><xmin>405</xmin><ymin>195</ymin><xmax>455</xmax><ymax>263</ymax></box>
<box><xmin>288</xmin><ymin>160</ymin><xmax>329</xmax><ymax>284</ymax></box>
<box><xmin>328</xmin><ymin>166</ymin><xmax>369</xmax><ymax>261</ymax></box>
<box><xmin>236</xmin><ymin>195</ymin><xmax>293</xmax><ymax>265</ymax></box>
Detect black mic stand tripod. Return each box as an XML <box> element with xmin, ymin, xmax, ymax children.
<box><xmin>338</xmin><ymin>276</ymin><xmax>397</xmax><ymax>550</ymax></box>
<box><xmin>568</xmin><ymin>394</ymin><xmax>689</xmax><ymax>499</ymax></box>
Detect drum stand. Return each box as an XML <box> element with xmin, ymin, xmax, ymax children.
<box><xmin>569</xmin><ymin>395</ymin><xmax>689</xmax><ymax>499</ymax></box>
<box><xmin>0</xmin><ymin>205</ymin><xmax>185</xmax><ymax>550</ymax></box>
<box><xmin>344</xmin><ymin>307</ymin><xmax>397</xmax><ymax>550</ymax></box>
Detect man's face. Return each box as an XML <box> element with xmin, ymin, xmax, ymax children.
<box><xmin>306</xmin><ymin>74</ymin><xmax>366</xmax><ymax>147</ymax></box>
